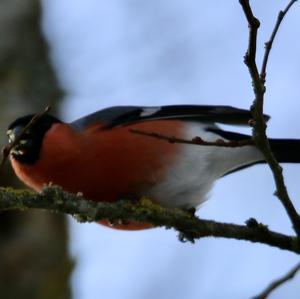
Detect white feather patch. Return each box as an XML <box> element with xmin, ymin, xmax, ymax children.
<box><xmin>145</xmin><ymin>122</ymin><xmax>263</xmax><ymax>208</ymax></box>
<box><xmin>140</xmin><ymin>107</ymin><xmax>161</xmax><ymax>117</ymax></box>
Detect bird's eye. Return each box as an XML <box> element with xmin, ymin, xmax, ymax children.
<box><xmin>6</xmin><ymin>130</ymin><xmax>14</xmax><ymax>144</ymax></box>
<box><xmin>6</xmin><ymin>126</ymin><xmax>31</xmax><ymax>144</ymax></box>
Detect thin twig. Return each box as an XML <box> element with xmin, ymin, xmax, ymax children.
<box><xmin>130</xmin><ymin>129</ymin><xmax>254</xmax><ymax>147</ymax></box>
<box><xmin>0</xmin><ymin>106</ymin><xmax>51</xmax><ymax>172</ymax></box>
<box><xmin>239</xmin><ymin>0</ymin><xmax>300</xmax><ymax>237</ymax></box>
<box><xmin>261</xmin><ymin>0</ymin><xmax>298</xmax><ymax>81</ymax></box>
<box><xmin>0</xmin><ymin>185</ymin><xmax>299</xmax><ymax>253</ymax></box>
<box><xmin>253</xmin><ymin>261</ymin><xmax>300</xmax><ymax>299</ymax></box>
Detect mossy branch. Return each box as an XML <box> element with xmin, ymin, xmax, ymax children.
<box><xmin>0</xmin><ymin>185</ymin><xmax>299</xmax><ymax>253</ymax></box>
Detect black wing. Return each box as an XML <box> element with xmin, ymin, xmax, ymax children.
<box><xmin>71</xmin><ymin>105</ymin><xmax>270</xmax><ymax>130</ymax></box>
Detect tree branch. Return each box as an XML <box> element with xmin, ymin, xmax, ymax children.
<box><xmin>0</xmin><ymin>186</ymin><xmax>299</xmax><ymax>253</ymax></box>
<box><xmin>130</xmin><ymin>128</ymin><xmax>254</xmax><ymax>147</ymax></box>
<box><xmin>261</xmin><ymin>0</ymin><xmax>298</xmax><ymax>81</ymax></box>
<box><xmin>239</xmin><ymin>0</ymin><xmax>261</xmax><ymax>93</ymax></box>
<box><xmin>239</xmin><ymin>0</ymin><xmax>300</xmax><ymax>237</ymax></box>
<box><xmin>253</xmin><ymin>261</ymin><xmax>300</xmax><ymax>299</ymax></box>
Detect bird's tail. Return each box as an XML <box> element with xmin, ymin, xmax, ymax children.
<box><xmin>206</xmin><ymin>128</ymin><xmax>300</xmax><ymax>164</ymax></box>
<box><xmin>270</xmin><ymin>139</ymin><xmax>300</xmax><ymax>163</ymax></box>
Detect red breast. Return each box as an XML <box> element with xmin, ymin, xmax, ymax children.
<box><xmin>11</xmin><ymin>120</ymin><xmax>185</xmax><ymax>230</ymax></box>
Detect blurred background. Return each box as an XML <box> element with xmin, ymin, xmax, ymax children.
<box><xmin>0</xmin><ymin>0</ymin><xmax>300</xmax><ymax>298</ymax></box>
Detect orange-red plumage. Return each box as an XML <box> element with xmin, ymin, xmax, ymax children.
<box><xmin>12</xmin><ymin>120</ymin><xmax>184</xmax><ymax>200</ymax></box>
<box><xmin>11</xmin><ymin>119</ymin><xmax>185</xmax><ymax>229</ymax></box>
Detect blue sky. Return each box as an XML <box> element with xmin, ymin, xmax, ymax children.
<box><xmin>42</xmin><ymin>1</ymin><xmax>300</xmax><ymax>298</ymax></box>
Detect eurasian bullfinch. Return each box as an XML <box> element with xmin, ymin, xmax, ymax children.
<box><xmin>6</xmin><ymin>105</ymin><xmax>300</xmax><ymax>229</ymax></box>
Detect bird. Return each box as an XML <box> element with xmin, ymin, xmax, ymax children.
<box><xmin>6</xmin><ymin>105</ymin><xmax>300</xmax><ymax>230</ymax></box>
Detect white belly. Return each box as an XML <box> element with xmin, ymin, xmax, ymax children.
<box><xmin>145</xmin><ymin>122</ymin><xmax>263</xmax><ymax>208</ymax></box>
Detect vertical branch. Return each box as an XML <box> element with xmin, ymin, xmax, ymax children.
<box><xmin>239</xmin><ymin>0</ymin><xmax>261</xmax><ymax>91</ymax></box>
<box><xmin>261</xmin><ymin>0</ymin><xmax>298</xmax><ymax>81</ymax></box>
<box><xmin>239</xmin><ymin>0</ymin><xmax>300</xmax><ymax>237</ymax></box>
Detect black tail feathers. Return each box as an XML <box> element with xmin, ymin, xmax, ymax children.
<box><xmin>269</xmin><ymin>139</ymin><xmax>300</xmax><ymax>163</ymax></box>
<box><xmin>207</xmin><ymin>128</ymin><xmax>300</xmax><ymax>164</ymax></box>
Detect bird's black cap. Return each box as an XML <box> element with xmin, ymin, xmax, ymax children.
<box><xmin>7</xmin><ymin>114</ymin><xmax>62</xmax><ymax>164</ymax></box>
